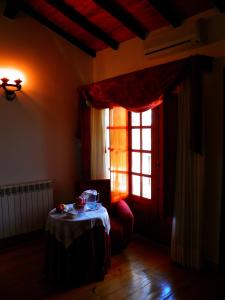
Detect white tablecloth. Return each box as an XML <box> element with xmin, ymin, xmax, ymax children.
<box><xmin>46</xmin><ymin>204</ymin><xmax>110</xmax><ymax>248</ymax></box>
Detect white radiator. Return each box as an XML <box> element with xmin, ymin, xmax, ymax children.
<box><xmin>0</xmin><ymin>180</ymin><xmax>54</xmax><ymax>239</ymax></box>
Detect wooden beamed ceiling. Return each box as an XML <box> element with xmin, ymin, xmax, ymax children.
<box><xmin>93</xmin><ymin>0</ymin><xmax>149</xmax><ymax>40</ymax></box>
<box><xmin>22</xmin><ymin>4</ymin><xmax>96</xmax><ymax>57</ymax></box>
<box><xmin>148</xmin><ymin>0</ymin><xmax>183</xmax><ymax>27</ymax></box>
<box><xmin>3</xmin><ymin>0</ymin><xmax>20</xmax><ymax>19</ymax></box>
<box><xmin>46</xmin><ymin>0</ymin><xmax>119</xmax><ymax>50</ymax></box>
<box><xmin>3</xmin><ymin>0</ymin><xmax>221</xmax><ymax>57</ymax></box>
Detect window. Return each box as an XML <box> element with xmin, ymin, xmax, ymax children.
<box><xmin>105</xmin><ymin>106</ymin><xmax>161</xmax><ymax>202</ymax></box>
<box><xmin>130</xmin><ymin>110</ymin><xmax>152</xmax><ymax>199</ymax></box>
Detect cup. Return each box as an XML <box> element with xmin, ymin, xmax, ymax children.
<box><xmin>74</xmin><ymin>196</ymin><xmax>86</xmax><ymax>211</ymax></box>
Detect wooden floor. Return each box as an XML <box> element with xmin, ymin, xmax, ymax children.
<box><xmin>0</xmin><ymin>234</ymin><xmax>225</xmax><ymax>300</ymax></box>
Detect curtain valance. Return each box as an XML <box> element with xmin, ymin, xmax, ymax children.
<box><xmin>79</xmin><ymin>55</ymin><xmax>211</xmax><ymax>112</ymax></box>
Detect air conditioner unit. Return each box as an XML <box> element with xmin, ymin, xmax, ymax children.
<box><xmin>144</xmin><ymin>19</ymin><xmax>208</xmax><ymax>57</ymax></box>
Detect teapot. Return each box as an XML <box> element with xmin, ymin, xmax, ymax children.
<box><xmin>81</xmin><ymin>189</ymin><xmax>98</xmax><ymax>209</ymax></box>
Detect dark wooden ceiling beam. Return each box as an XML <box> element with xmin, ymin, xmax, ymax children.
<box><xmin>3</xmin><ymin>0</ymin><xmax>20</xmax><ymax>19</ymax></box>
<box><xmin>22</xmin><ymin>5</ymin><xmax>96</xmax><ymax>57</ymax></box>
<box><xmin>148</xmin><ymin>0</ymin><xmax>183</xmax><ymax>27</ymax></box>
<box><xmin>93</xmin><ymin>0</ymin><xmax>149</xmax><ymax>40</ymax></box>
<box><xmin>211</xmin><ymin>0</ymin><xmax>225</xmax><ymax>12</ymax></box>
<box><xmin>47</xmin><ymin>0</ymin><xmax>119</xmax><ymax>50</ymax></box>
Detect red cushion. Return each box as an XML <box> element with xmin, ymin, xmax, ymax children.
<box><xmin>115</xmin><ymin>200</ymin><xmax>134</xmax><ymax>224</ymax></box>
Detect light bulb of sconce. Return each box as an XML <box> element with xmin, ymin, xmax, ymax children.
<box><xmin>1</xmin><ymin>77</ymin><xmax>9</xmax><ymax>84</ymax></box>
<box><xmin>14</xmin><ymin>79</ymin><xmax>22</xmax><ymax>85</ymax></box>
<box><xmin>0</xmin><ymin>68</ymin><xmax>26</xmax><ymax>85</ymax></box>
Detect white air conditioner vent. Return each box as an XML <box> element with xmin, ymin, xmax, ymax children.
<box><xmin>144</xmin><ymin>19</ymin><xmax>208</xmax><ymax>57</ymax></box>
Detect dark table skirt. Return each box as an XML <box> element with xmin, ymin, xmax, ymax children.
<box><xmin>46</xmin><ymin>225</ymin><xmax>110</xmax><ymax>286</ymax></box>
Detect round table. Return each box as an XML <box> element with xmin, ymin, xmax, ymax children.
<box><xmin>45</xmin><ymin>203</ymin><xmax>111</xmax><ymax>286</ymax></box>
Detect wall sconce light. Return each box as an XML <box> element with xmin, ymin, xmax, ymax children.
<box><xmin>0</xmin><ymin>68</ymin><xmax>25</xmax><ymax>101</ymax></box>
<box><xmin>0</xmin><ymin>77</ymin><xmax>22</xmax><ymax>101</ymax></box>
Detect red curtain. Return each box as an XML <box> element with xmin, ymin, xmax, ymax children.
<box><xmin>79</xmin><ymin>57</ymin><xmax>189</xmax><ymax>112</ymax></box>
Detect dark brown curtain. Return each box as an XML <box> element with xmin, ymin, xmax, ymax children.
<box><xmin>163</xmin><ymin>91</ymin><xmax>178</xmax><ymax>219</ymax></box>
<box><xmin>161</xmin><ymin>56</ymin><xmax>212</xmax><ymax>244</ymax></box>
<box><xmin>189</xmin><ymin>55</ymin><xmax>212</xmax><ymax>154</ymax></box>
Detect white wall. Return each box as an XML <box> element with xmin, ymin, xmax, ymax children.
<box><xmin>0</xmin><ymin>3</ymin><xmax>93</xmax><ymax>202</ymax></box>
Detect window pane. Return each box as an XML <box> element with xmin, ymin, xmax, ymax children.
<box><xmin>142</xmin><ymin>177</ymin><xmax>151</xmax><ymax>199</ymax></box>
<box><xmin>110</xmin><ymin>128</ymin><xmax>127</xmax><ymax>150</ymax></box>
<box><xmin>142</xmin><ymin>109</ymin><xmax>152</xmax><ymax>126</ymax></box>
<box><xmin>132</xmin><ymin>152</ymin><xmax>140</xmax><ymax>173</ymax></box>
<box><xmin>142</xmin><ymin>153</ymin><xmax>151</xmax><ymax>175</ymax></box>
<box><xmin>131</xmin><ymin>112</ymin><xmax>140</xmax><ymax>126</ymax></box>
<box><xmin>110</xmin><ymin>107</ymin><xmax>127</xmax><ymax>126</ymax></box>
<box><xmin>111</xmin><ymin>172</ymin><xmax>128</xmax><ymax>193</ymax></box>
<box><xmin>132</xmin><ymin>129</ymin><xmax>140</xmax><ymax>150</ymax></box>
<box><xmin>132</xmin><ymin>175</ymin><xmax>140</xmax><ymax>196</ymax></box>
<box><xmin>142</xmin><ymin>128</ymin><xmax>151</xmax><ymax>150</ymax></box>
<box><xmin>110</xmin><ymin>150</ymin><xmax>128</xmax><ymax>172</ymax></box>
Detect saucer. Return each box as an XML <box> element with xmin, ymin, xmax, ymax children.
<box><xmin>66</xmin><ymin>210</ymin><xmax>78</xmax><ymax>218</ymax></box>
<box><xmin>86</xmin><ymin>203</ymin><xmax>101</xmax><ymax>211</ymax></box>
